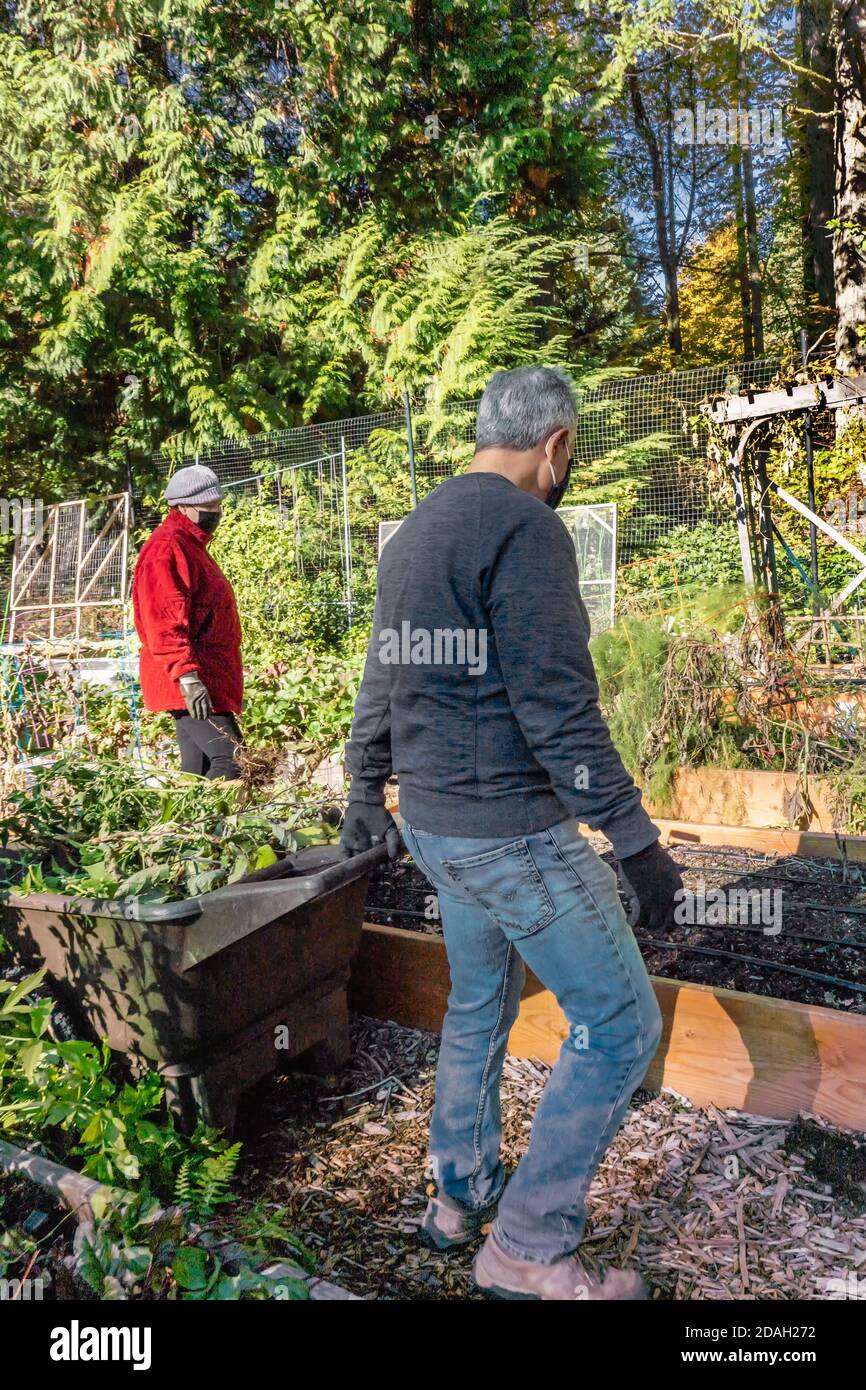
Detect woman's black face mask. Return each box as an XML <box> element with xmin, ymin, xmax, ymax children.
<box><xmin>195</xmin><ymin>509</ymin><xmax>221</xmax><ymax>534</ymax></box>
<box><xmin>545</xmin><ymin>456</ymin><xmax>573</xmax><ymax>510</ymax></box>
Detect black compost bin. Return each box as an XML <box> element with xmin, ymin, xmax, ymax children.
<box><xmin>1</xmin><ymin>844</ymin><xmax>386</xmax><ymax>1133</ymax></box>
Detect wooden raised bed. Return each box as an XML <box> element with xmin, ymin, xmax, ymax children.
<box><xmin>349</xmin><ymin>922</ymin><xmax>866</xmax><ymax>1133</ymax></box>
<box><xmin>652</xmin><ymin>818</ymin><xmax>866</xmax><ymax>862</ymax></box>
<box><xmin>366</xmin><ymin>782</ymin><xmax>866</xmax><ymax>1130</ymax></box>
<box><xmin>644</xmin><ymin>767</ymin><xmax>841</xmax><ymax>833</ymax></box>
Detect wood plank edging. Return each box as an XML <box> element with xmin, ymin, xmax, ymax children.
<box><xmin>349</xmin><ymin>922</ymin><xmax>866</xmax><ymax>1133</ymax></box>
<box><xmin>605</xmin><ymin>819</ymin><xmax>866</xmax><ymax>863</ymax></box>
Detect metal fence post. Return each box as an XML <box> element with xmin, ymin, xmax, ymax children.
<box><xmin>340</xmin><ymin>436</ymin><xmax>354</xmax><ymax>629</ymax></box>
<box><xmin>403</xmin><ymin>388</ymin><xmax>418</xmax><ymax>508</ymax></box>
<box><xmin>800</xmin><ymin>329</ymin><xmax>820</xmax><ymax>612</ymax></box>
<box><xmin>123</xmin><ymin>444</ymin><xmax>136</xmax><ymax>527</ymax></box>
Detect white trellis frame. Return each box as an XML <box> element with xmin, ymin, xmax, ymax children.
<box><xmin>7</xmin><ymin>493</ymin><xmax>131</xmax><ymax>643</ymax></box>
<box><xmin>378</xmin><ymin>503</ymin><xmax>618</xmax><ymax>635</ymax></box>
<box><xmin>558</xmin><ymin>503</ymin><xmax>618</xmax><ymax>635</ymax></box>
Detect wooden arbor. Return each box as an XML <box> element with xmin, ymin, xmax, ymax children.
<box><xmin>702</xmin><ymin>373</ymin><xmax>866</xmax><ymax>661</ymax></box>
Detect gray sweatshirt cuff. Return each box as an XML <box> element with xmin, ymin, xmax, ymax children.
<box><xmin>347</xmin><ymin>781</ymin><xmax>386</xmax><ymax>807</ymax></box>
<box><xmin>599</xmin><ymin>803</ymin><xmax>660</xmax><ymax>859</ymax></box>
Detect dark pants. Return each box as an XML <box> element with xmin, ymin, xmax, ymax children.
<box><xmin>171</xmin><ymin>712</ymin><xmax>242</xmax><ymax>780</ymax></box>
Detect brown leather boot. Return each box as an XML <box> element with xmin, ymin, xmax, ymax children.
<box><xmin>473</xmin><ymin>1230</ymin><xmax>648</xmax><ymax>1300</ymax></box>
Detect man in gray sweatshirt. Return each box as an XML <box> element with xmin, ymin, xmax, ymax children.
<box><xmin>340</xmin><ymin>365</ymin><xmax>682</xmax><ymax>1300</ymax></box>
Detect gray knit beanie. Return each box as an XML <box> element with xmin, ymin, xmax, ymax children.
<box><xmin>164</xmin><ymin>464</ymin><xmax>224</xmax><ymax>507</ymax></box>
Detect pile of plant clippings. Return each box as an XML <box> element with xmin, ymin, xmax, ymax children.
<box><xmin>591</xmin><ymin>602</ymin><xmax>866</xmax><ymax>824</ymax></box>
<box><xmin>0</xmin><ymin>752</ymin><xmax>339</xmax><ymax>903</ymax></box>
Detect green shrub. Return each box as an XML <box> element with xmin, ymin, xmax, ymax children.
<box><xmin>618</xmin><ymin>520</ymin><xmax>744</xmax><ymax>606</ymax></box>
<box><xmin>0</xmin><ymin>967</ymin><xmax>239</xmax><ymax>1204</ymax></box>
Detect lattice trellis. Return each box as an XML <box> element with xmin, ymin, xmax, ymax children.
<box><xmin>7</xmin><ymin>494</ymin><xmax>131</xmax><ymax>642</ymax></box>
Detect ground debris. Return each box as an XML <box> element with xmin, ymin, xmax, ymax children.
<box><xmin>235</xmin><ymin>1018</ymin><xmax>866</xmax><ymax>1301</ymax></box>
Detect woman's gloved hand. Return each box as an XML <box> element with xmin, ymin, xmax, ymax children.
<box><xmin>179</xmin><ymin>670</ymin><xmax>213</xmax><ymax>721</ymax></box>
<box><xmin>617</xmin><ymin>840</ymin><xmax>684</xmax><ymax>933</ymax></box>
<box><xmin>339</xmin><ymin>801</ymin><xmax>403</xmax><ymax>860</ymax></box>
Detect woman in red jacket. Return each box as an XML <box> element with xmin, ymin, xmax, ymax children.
<box><xmin>133</xmin><ymin>465</ymin><xmax>243</xmax><ymax>779</ymax></box>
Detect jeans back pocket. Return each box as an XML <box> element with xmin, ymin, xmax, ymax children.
<box><xmin>442</xmin><ymin>839</ymin><xmax>555</xmax><ymax>935</ymax></box>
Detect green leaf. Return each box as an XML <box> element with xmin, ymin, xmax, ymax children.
<box><xmin>172</xmin><ymin>1246</ymin><xmax>209</xmax><ymax>1290</ymax></box>
<box><xmin>1</xmin><ymin>968</ymin><xmax>48</xmax><ymax>1011</ymax></box>
<box><xmin>116</xmin><ymin>863</ymin><xmax>174</xmax><ymax>897</ymax></box>
<box><xmin>17</xmin><ymin>1042</ymin><xmax>46</xmax><ymax>1081</ymax></box>
<box><xmin>80</xmin><ymin>1114</ymin><xmax>104</xmax><ymax>1144</ymax></box>
<box><xmin>210</xmin><ymin>1272</ymin><xmax>244</xmax><ymax>1300</ymax></box>
<box><xmin>186</xmin><ymin>867</ymin><xmax>224</xmax><ymax>896</ymax></box>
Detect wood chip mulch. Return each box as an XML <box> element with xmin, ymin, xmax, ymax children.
<box><xmin>235</xmin><ymin>1018</ymin><xmax>866</xmax><ymax>1301</ymax></box>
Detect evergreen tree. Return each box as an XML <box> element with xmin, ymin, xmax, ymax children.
<box><xmin>0</xmin><ymin>0</ymin><xmax>611</xmax><ymax>496</ymax></box>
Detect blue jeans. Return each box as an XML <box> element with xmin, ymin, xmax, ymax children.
<box><xmin>401</xmin><ymin>817</ymin><xmax>663</xmax><ymax>1264</ymax></box>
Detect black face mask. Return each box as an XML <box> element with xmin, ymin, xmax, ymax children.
<box><xmin>195</xmin><ymin>509</ymin><xmax>221</xmax><ymax>534</ymax></box>
<box><xmin>545</xmin><ymin>456</ymin><xmax>573</xmax><ymax>510</ymax></box>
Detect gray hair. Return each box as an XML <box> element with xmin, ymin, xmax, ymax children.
<box><xmin>475</xmin><ymin>366</ymin><xmax>578</xmax><ymax>453</ymax></box>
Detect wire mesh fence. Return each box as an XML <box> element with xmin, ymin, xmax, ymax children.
<box><xmin>142</xmin><ymin>357</ymin><xmax>783</xmax><ymax>633</ymax></box>
<box><xmin>2</xmin><ymin>358</ymin><xmax>787</xmax><ymax>643</ymax></box>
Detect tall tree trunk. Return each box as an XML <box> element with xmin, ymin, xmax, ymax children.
<box><xmin>628</xmin><ymin>69</ymin><xmax>682</xmax><ymax>354</ymax></box>
<box><xmin>732</xmin><ymin>147</ymin><xmax>755</xmax><ymax>358</ymax></box>
<box><xmin>833</xmin><ymin>1</ymin><xmax>866</xmax><ymax>370</ymax></box>
<box><xmin>411</xmin><ymin>0</ymin><xmax>434</xmax><ymax>85</ymax></box>
<box><xmin>798</xmin><ymin>0</ymin><xmax>836</xmax><ymax>326</ymax></box>
<box><xmin>738</xmin><ymin>49</ymin><xmax>765</xmax><ymax>355</ymax></box>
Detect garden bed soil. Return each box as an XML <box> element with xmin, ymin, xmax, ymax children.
<box><xmin>365</xmin><ymin>842</ymin><xmax>866</xmax><ymax>1014</ymax></box>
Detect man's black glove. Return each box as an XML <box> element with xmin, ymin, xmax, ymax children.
<box><xmin>617</xmin><ymin>840</ymin><xmax>683</xmax><ymax>933</ymax></box>
<box><xmin>338</xmin><ymin>801</ymin><xmax>403</xmax><ymax>860</ymax></box>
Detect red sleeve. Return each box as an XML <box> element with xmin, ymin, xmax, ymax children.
<box><xmin>134</xmin><ymin>541</ymin><xmax>198</xmax><ymax>682</ymax></box>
